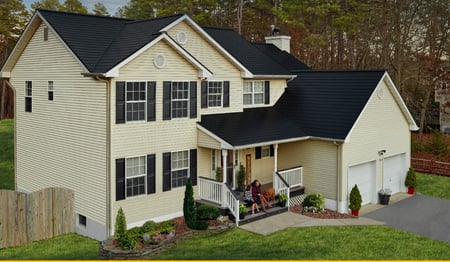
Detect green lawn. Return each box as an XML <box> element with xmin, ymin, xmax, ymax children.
<box><xmin>0</xmin><ymin>119</ymin><xmax>14</xmax><ymax>190</ymax></box>
<box><xmin>1</xmin><ymin>120</ymin><xmax>450</xmax><ymax>259</ymax></box>
<box><xmin>417</xmin><ymin>172</ymin><xmax>450</xmax><ymax>200</ymax></box>
<box><xmin>153</xmin><ymin>226</ymin><xmax>450</xmax><ymax>260</ymax></box>
<box><xmin>0</xmin><ymin>234</ymin><xmax>99</xmax><ymax>259</ymax></box>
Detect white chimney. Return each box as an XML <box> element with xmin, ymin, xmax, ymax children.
<box><xmin>265</xmin><ymin>35</ymin><xmax>291</xmax><ymax>53</ymax></box>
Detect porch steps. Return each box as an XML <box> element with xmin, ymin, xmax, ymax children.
<box><xmin>235</xmin><ymin>204</ymin><xmax>289</xmax><ymax>226</ymax></box>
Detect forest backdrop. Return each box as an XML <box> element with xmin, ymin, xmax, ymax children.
<box><xmin>1</xmin><ymin>0</ymin><xmax>449</xmax><ymax>140</ymax></box>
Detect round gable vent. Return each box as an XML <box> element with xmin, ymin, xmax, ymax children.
<box><xmin>154</xmin><ymin>54</ymin><xmax>166</xmax><ymax>68</ymax></box>
<box><xmin>177</xmin><ymin>31</ymin><xmax>188</xmax><ymax>44</ymax></box>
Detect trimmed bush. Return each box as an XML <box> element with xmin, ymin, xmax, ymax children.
<box><xmin>188</xmin><ymin>220</ymin><xmax>209</xmax><ymax>230</ymax></box>
<box><xmin>158</xmin><ymin>220</ymin><xmax>175</xmax><ymax>234</ymax></box>
<box><xmin>118</xmin><ymin>232</ymin><xmax>138</xmax><ymax>250</ymax></box>
<box><xmin>127</xmin><ymin>227</ymin><xmax>142</xmax><ymax>240</ymax></box>
<box><xmin>114</xmin><ymin>207</ymin><xmax>127</xmax><ymax>240</ymax></box>
<box><xmin>196</xmin><ymin>205</ymin><xmax>220</xmax><ymax>220</ymax></box>
<box><xmin>141</xmin><ymin>220</ymin><xmax>158</xmax><ymax>234</ymax></box>
<box><xmin>405</xmin><ymin>167</ymin><xmax>417</xmax><ymax>188</ymax></box>
<box><xmin>302</xmin><ymin>193</ymin><xmax>325</xmax><ymax>209</ymax></box>
<box><xmin>349</xmin><ymin>184</ymin><xmax>362</xmax><ymax>211</ymax></box>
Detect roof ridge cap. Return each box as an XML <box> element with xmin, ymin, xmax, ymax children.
<box><xmin>36</xmin><ymin>8</ymin><xmax>133</xmax><ymax>21</ymax></box>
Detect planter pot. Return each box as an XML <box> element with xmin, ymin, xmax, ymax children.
<box><xmin>351</xmin><ymin>209</ymin><xmax>359</xmax><ymax>216</ymax></box>
<box><xmin>279</xmin><ymin>201</ymin><xmax>286</xmax><ymax>207</ymax></box>
<box><xmin>379</xmin><ymin>193</ymin><xmax>391</xmax><ymax>205</ymax></box>
<box><xmin>239</xmin><ymin>213</ymin><xmax>246</xmax><ymax>220</ymax></box>
<box><xmin>407</xmin><ymin>187</ymin><xmax>415</xmax><ymax>195</ymax></box>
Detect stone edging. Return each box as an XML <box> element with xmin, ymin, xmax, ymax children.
<box><xmin>99</xmin><ymin>223</ymin><xmax>235</xmax><ymax>259</ymax></box>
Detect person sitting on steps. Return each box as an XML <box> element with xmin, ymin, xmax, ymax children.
<box><xmin>244</xmin><ymin>184</ymin><xmax>259</xmax><ymax>214</ymax></box>
<box><xmin>251</xmin><ymin>179</ymin><xmax>271</xmax><ymax>212</ymax></box>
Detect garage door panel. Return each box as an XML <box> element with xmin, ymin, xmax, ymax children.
<box><xmin>383</xmin><ymin>153</ymin><xmax>406</xmax><ymax>194</ymax></box>
<box><xmin>348</xmin><ymin>161</ymin><xmax>376</xmax><ymax>205</ymax></box>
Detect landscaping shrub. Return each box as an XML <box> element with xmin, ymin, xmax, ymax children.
<box><xmin>302</xmin><ymin>193</ymin><xmax>325</xmax><ymax>213</ymax></box>
<box><xmin>141</xmin><ymin>220</ymin><xmax>158</xmax><ymax>234</ymax></box>
<box><xmin>114</xmin><ymin>207</ymin><xmax>127</xmax><ymax>240</ymax></box>
<box><xmin>127</xmin><ymin>227</ymin><xmax>142</xmax><ymax>240</ymax></box>
<box><xmin>183</xmin><ymin>178</ymin><xmax>208</xmax><ymax>230</ymax></box>
<box><xmin>158</xmin><ymin>220</ymin><xmax>175</xmax><ymax>234</ymax></box>
<box><xmin>189</xmin><ymin>220</ymin><xmax>209</xmax><ymax>230</ymax></box>
<box><xmin>196</xmin><ymin>205</ymin><xmax>220</xmax><ymax>220</ymax></box>
<box><xmin>349</xmin><ymin>185</ymin><xmax>362</xmax><ymax>211</ymax></box>
<box><xmin>424</xmin><ymin>127</ymin><xmax>449</xmax><ymax>156</ymax></box>
<box><xmin>118</xmin><ymin>232</ymin><xmax>138</xmax><ymax>250</ymax></box>
<box><xmin>405</xmin><ymin>167</ymin><xmax>417</xmax><ymax>188</ymax></box>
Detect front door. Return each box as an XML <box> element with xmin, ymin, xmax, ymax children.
<box><xmin>245</xmin><ymin>154</ymin><xmax>252</xmax><ymax>185</ymax></box>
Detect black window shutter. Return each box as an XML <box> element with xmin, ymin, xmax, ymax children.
<box><xmin>190</xmin><ymin>81</ymin><xmax>197</xmax><ymax>118</ymax></box>
<box><xmin>255</xmin><ymin>147</ymin><xmax>261</xmax><ymax>159</ymax></box>
<box><xmin>223</xmin><ymin>81</ymin><xmax>230</xmax><ymax>107</ymax></box>
<box><xmin>162</xmin><ymin>152</ymin><xmax>171</xmax><ymax>191</ymax></box>
<box><xmin>147</xmin><ymin>154</ymin><xmax>156</xmax><ymax>194</ymax></box>
<box><xmin>270</xmin><ymin>145</ymin><xmax>274</xmax><ymax>156</ymax></box>
<box><xmin>264</xmin><ymin>81</ymin><xmax>270</xmax><ymax>105</ymax></box>
<box><xmin>116</xmin><ymin>81</ymin><xmax>126</xmax><ymax>123</ymax></box>
<box><xmin>163</xmin><ymin>81</ymin><xmax>171</xmax><ymax>120</ymax></box>
<box><xmin>147</xmin><ymin>81</ymin><xmax>156</xmax><ymax>122</ymax></box>
<box><xmin>116</xmin><ymin>158</ymin><xmax>125</xmax><ymax>201</ymax></box>
<box><xmin>201</xmin><ymin>81</ymin><xmax>208</xmax><ymax>108</ymax></box>
<box><xmin>25</xmin><ymin>97</ymin><xmax>32</xmax><ymax>112</ymax></box>
<box><xmin>190</xmin><ymin>149</ymin><xmax>197</xmax><ymax>186</ymax></box>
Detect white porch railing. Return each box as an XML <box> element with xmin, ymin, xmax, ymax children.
<box><xmin>278</xmin><ymin>166</ymin><xmax>303</xmax><ymax>188</ymax></box>
<box><xmin>224</xmin><ymin>184</ymin><xmax>240</xmax><ymax>225</ymax></box>
<box><xmin>274</xmin><ymin>172</ymin><xmax>290</xmax><ymax>207</ymax></box>
<box><xmin>198</xmin><ymin>177</ymin><xmax>222</xmax><ymax>205</ymax></box>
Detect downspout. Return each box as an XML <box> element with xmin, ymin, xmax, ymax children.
<box><xmin>334</xmin><ymin>141</ymin><xmax>340</xmax><ymax>212</ymax></box>
<box><xmin>95</xmin><ymin>76</ymin><xmax>112</xmax><ymax>238</ymax></box>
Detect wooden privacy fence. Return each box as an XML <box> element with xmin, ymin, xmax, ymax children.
<box><xmin>411</xmin><ymin>158</ymin><xmax>450</xmax><ymax>177</ymax></box>
<box><xmin>0</xmin><ymin>187</ymin><xmax>74</xmax><ymax>249</ymax></box>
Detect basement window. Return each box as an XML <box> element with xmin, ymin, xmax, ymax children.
<box><xmin>78</xmin><ymin>214</ymin><xmax>87</xmax><ymax>227</ymax></box>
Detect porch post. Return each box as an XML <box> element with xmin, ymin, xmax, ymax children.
<box><xmin>273</xmin><ymin>144</ymin><xmax>279</xmax><ymax>182</ymax></box>
<box><xmin>221</xmin><ymin>149</ymin><xmax>228</xmax><ymax>207</ymax></box>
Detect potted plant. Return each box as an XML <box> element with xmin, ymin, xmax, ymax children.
<box><xmin>236</xmin><ymin>163</ymin><xmax>246</xmax><ymax>191</ymax></box>
<box><xmin>215</xmin><ymin>166</ymin><xmax>223</xmax><ymax>182</ymax></box>
<box><xmin>278</xmin><ymin>192</ymin><xmax>288</xmax><ymax>207</ymax></box>
<box><xmin>405</xmin><ymin>167</ymin><xmax>417</xmax><ymax>194</ymax></box>
<box><xmin>349</xmin><ymin>184</ymin><xmax>362</xmax><ymax>216</ymax></box>
<box><xmin>378</xmin><ymin>188</ymin><xmax>392</xmax><ymax>205</ymax></box>
<box><xmin>239</xmin><ymin>204</ymin><xmax>247</xmax><ymax>219</ymax></box>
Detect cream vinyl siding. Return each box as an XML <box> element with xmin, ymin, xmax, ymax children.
<box><xmin>197</xmin><ymin>130</ymin><xmax>221</xmax><ymax>149</ymax></box>
<box><xmin>111</xmin><ymin>40</ymin><xmax>200</xmax><ymax>226</ymax></box>
<box><xmin>241</xmin><ymin>148</ymin><xmax>274</xmax><ymax>185</ymax></box>
<box><xmin>278</xmin><ymin>140</ymin><xmax>337</xmax><ymax>200</ymax></box>
<box><xmin>341</xmin><ymin>79</ymin><xmax>411</xmax><ymax>201</ymax></box>
<box><xmin>12</xmin><ymin>23</ymin><xmax>107</xmax><ymax>225</ymax></box>
<box><xmin>197</xmin><ymin>147</ymin><xmax>213</xmax><ymax>179</ymax></box>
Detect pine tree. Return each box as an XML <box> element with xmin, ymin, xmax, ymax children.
<box><xmin>114</xmin><ymin>207</ymin><xmax>127</xmax><ymax>240</ymax></box>
<box><xmin>183</xmin><ymin>178</ymin><xmax>196</xmax><ymax>227</ymax></box>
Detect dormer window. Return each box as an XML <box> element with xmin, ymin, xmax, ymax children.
<box><xmin>243</xmin><ymin>80</ymin><xmax>270</xmax><ymax>106</ymax></box>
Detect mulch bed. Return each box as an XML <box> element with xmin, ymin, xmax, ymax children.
<box><xmin>290</xmin><ymin>205</ymin><xmax>354</xmax><ymax>219</ymax></box>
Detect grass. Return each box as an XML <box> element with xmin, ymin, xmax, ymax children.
<box><xmin>0</xmin><ymin>119</ymin><xmax>14</xmax><ymax>190</ymax></box>
<box><xmin>416</xmin><ymin>172</ymin><xmax>450</xmax><ymax>200</ymax></box>
<box><xmin>0</xmin><ymin>234</ymin><xmax>99</xmax><ymax>259</ymax></box>
<box><xmin>153</xmin><ymin>226</ymin><xmax>450</xmax><ymax>260</ymax></box>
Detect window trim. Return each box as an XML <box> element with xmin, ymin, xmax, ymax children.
<box><xmin>207</xmin><ymin>81</ymin><xmax>223</xmax><ymax>108</ymax></box>
<box><xmin>125</xmin><ymin>155</ymin><xmax>147</xmax><ymax>198</ymax></box>
<box><xmin>171</xmin><ymin>81</ymin><xmax>190</xmax><ymax>119</ymax></box>
<box><xmin>125</xmin><ymin>81</ymin><xmax>147</xmax><ymax>122</ymax></box>
<box><xmin>243</xmin><ymin>80</ymin><xmax>265</xmax><ymax>106</ymax></box>
<box><xmin>261</xmin><ymin>145</ymin><xmax>271</xmax><ymax>158</ymax></box>
<box><xmin>25</xmin><ymin>81</ymin><xmax>32</xmax><ymax>112</ymax></box>
<box><xmin>171</xmin><ymin>150</ymin><xmax>189</xmax><ymax>189</ymax></box>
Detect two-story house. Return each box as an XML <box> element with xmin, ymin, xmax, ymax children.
<box><xmin>0</xmin><ymin>9</ymin><xmax>418</xmax><ymax>241</ymax></box>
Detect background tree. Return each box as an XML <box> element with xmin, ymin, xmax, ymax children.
<box><xmin>92</xmin><ymin>2</ymin><xmax>110</xmax><ymax>16</ymax></box>
<box><xmin>31</xmin><ymin>0</ymin><xmax>64</xmax><ymax>11</ymax></box>
<box><xmin>63</xmin><ymin>0</ymin><xmax>88</xmax><ymax>14</ymax></box>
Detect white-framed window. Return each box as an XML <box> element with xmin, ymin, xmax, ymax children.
<box><xmin>126</xmin><ymin>156</ymin><xmax>146</xmax><ymax>197</ymax></box>
<box><xmin>261</xmin><ymin>145</ymin><xmax>271</xmax><ymax>158</ymax></box>
<box><xmin>172</xmin><ymin>150</ymin><xmax>189</xmax><ymax>188</ymax></box>
<box><xmin>48</xmin><ymin>81</ymin><xmax>54</xmax><ymax>101</ymax></box>
<box><xmin>171</xmin><ymin>81</ymin><xmax>189</xmax><ymax>118</ymax></box>
<box><xmin>126</xmin><ymin>82</ymin><xmax>146</xmax><ymax>121</ymax></box>
<box><xmin>208</xmin><ymin>81</ymin><xmax>223</xmax><ymax>107</ymax></box>
<box><xmin>243</xmin><ymin>81</ymin><xmax>264</xmax><ymax>105</ymax></box>
<box><xmin>211</xmin><ymin>149</ymin><xmax>216</xmax><ymax>171</ymax></box>
<box><xmin>25</xmin><ymin>81</ymin><xmax>32</xmax><ymax>112</ymax></box>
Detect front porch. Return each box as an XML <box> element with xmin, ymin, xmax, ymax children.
<box><xmin>197</xmin><ymin>166</ymin><xmax>304</xmax><ymax>226</ymax></box>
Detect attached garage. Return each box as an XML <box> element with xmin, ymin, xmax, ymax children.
<box><xmin>383</xmin><ymin>153</ymin><xmax>406</xmax><ymax>194</ymax></box>
<box><xmin>348</xmin><ymin>161</ymin><xmax>377</xmax><ymax>205</ymax></box>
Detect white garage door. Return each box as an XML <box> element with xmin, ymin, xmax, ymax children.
<box><xmin>383</xmin><ymin>153</ymin><xmax>406</xmax><ymax>194</ymax></box>
<box><xmin>348</xmin><ymin>161</ymin><xmax>376</xmax><ymax>205</ymax></box>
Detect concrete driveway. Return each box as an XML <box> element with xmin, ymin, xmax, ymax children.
<box><xmin>363</xmin><ymin>194</ymin><xmax>450</xmax><ymax>243</ymax></box>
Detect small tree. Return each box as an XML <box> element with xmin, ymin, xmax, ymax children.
<box><xmin>183</xmin><ymin>178</ymin><xmax>208</xmax><ymax>230</ymax></box>
<box><xmin>349</xmin><ymin>184</ymin><xmax>362</xmax><ymax>211</ymax></box>
<box><xmin>114</xmin><ymin>207</ymin><xmax>127</xmax><ymax>240</ymax></box>
<box><xmin>405</xmin><ymin>167</ymin><xmax>417</xmax><ymax>188</ymax></box>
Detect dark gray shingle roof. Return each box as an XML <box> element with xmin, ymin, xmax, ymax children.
<box><xmin>253</xmin><ymin>43</ymin><xmax>311</xmax><ymax>72</ymax></box>
<box><xmin>199</xmin><ymin>70</ymin><xmax>386</xmax><ymax>146</ymax></box>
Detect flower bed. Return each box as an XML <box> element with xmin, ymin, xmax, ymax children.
<box><xmin>99</xmin><ymin>217</ymin><xmax>235</xmax><ymax>259</ymax></box>
<box><xmin>290</xmin><ymin>205</ymin><xmax>354</xmax><ymax>219</ymax></box>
